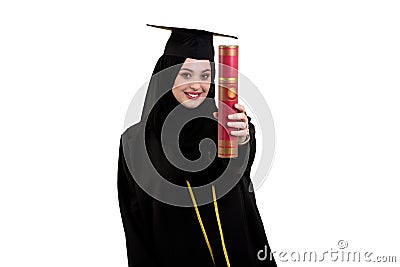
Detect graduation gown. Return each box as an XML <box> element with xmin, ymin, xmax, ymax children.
<box><xmin>117</xmin><ymin>115</ymin><xmax>277</xmax><ymax>267</ymax></box>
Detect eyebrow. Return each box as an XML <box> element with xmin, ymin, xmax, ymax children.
<box><xmin>180</xmin><ymin>68</ymin><xmax>211</xmax><ymax>73</ymax></box>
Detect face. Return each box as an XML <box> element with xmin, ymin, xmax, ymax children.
<box><xmin>172</xmin><ymin>58</ymin><xmax>211</xmax><ymax>109</ymax></box>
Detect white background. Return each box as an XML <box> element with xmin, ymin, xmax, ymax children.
<box><xmin>0</xmin><ymin>1</ymin><xmax>399</xmax><ymax>266</ymax></box>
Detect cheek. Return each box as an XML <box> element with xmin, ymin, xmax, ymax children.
<box><xmin>201</xmin><ymin>82</ymin><xmax>211</xmax><ymax>92</ymax></box>
<box><xmin>172</xmin><ymin>85</ymin><xmax>186</xmax><ymax>102</ymax></box>
<box><xmin>172</xmin><ymin>87</ymin><xmax>180</xmax><ymax>99</ymax></box>
<box><xmin>173</xmin><ymin>84</ymin><xmax>186</xmax><ymax>93</ymax></box>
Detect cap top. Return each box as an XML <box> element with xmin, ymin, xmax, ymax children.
<box><xmin>146</xmin><ymin>24</ymin><xmax>238</xmax><ymax>39</ymax></box>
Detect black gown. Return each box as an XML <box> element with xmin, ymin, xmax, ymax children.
<box><xmin>117</xmin><ymin>115</ymin><xmax>277</xmax><ymax>267</ymax></box>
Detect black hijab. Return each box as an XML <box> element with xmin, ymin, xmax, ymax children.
<box><xmin>144</xmin><ymin>54</ymin><xmax>218</xmax><ymax>162</ymax></box>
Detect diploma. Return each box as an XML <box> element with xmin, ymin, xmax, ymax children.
<box><xmin>218</xmin><ymin>45</ymin><xmax>238</xmax><ymax>158</ymax></box>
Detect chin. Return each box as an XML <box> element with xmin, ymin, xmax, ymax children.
<box><xmin>181</xmin><ymin>98</ymin><xmax>206</xmax><ymax>109</ymax></box>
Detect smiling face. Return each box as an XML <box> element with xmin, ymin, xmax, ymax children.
<box><xmin>172</xmin><ymin>58</ymin><xmax>212</xmax><ymax>109</ymax></box>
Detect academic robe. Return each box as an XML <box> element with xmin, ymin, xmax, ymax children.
<box><xmin>117</xmin><ymin>115</ymin><xmax>277</xmax><ymax>267</ymax></box>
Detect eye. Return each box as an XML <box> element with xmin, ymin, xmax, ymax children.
<box><xmin>201</xmin><ymin>73</ymin><xmax>210</xmax><ymax>80</ymax></box>
<box><xmin>181</xmin><ymin>72</ymin><xmax>191</xmax><ymax>79</ymax></box>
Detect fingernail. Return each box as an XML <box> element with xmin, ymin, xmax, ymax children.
<box><xmin>227</xmin><ymin>122</ymin><xmax>232</xmax><ymax>126</ymax></box>
<box><xmin>228</xmin><ymin>115</ymin><xmax>233</xmax><ymax>119</ymax></box>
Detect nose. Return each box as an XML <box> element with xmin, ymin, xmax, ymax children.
<box><xmin>190</xmin><ymin>82</ymin><xmax>201</xmax><ymax>90</ymax></box>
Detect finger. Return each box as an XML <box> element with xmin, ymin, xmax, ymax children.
<box><xmin>227</xmin><ymin>121</ymin><xmax>247</xmax><ymax>129</ymax></box>
<box><xmin>234</xmin><ymin>103</ymin><xmax>245</xmax><ymax>113</ymax></box>
<box><xmin>230</xmin><ymin>128</ymin><xmax>250</xmax><ymax>137</ymax></box>
<box><xmin>213</xmin><ymin>112</ymin><xmax>218</xmax><ymax>119</ymax></box>
<box><xmin>228</xmin><ymin>113</ymin><xmax>247</xmax><ymax>122</ymax></box>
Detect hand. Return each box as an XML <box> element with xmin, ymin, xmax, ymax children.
<box><xmin>213</xmin><ymin>103</ymin><xmax>250</xmax><ymax>144</ymax></box>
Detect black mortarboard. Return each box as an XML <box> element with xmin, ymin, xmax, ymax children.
<box><xmin>146</xmin><ymin>24</ymin><xmax>238</xmax><ymax>61</ymax></box>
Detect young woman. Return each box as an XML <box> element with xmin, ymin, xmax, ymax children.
<box><xmin>117</xmin><ymin>24</ymin><xmax>276</xmax><ymax>267</ymax></box>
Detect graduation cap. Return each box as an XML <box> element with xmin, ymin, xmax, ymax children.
<box><xmin>146</xmin><ymin>23</ymin><xmax>238</xmax><ymax>61</ymax></box>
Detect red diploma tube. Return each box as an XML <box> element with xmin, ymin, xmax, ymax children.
<box><xmin>218</xmin><ymin>45</ymin><xmax>238</xmax><ymax>158</ymax></box>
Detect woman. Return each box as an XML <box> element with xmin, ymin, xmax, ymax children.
<box><xmin>118</xmin><ymin>24</ymin><xmax>276</xmax><ymax>267</ymax></box>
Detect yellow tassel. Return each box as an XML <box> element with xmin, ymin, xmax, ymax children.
<box><xmin>186</xmin><ymin>180</ymin><xmax>231</xmax><ymax>267</ymax></box>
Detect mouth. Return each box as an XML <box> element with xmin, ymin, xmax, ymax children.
<box><xmin>184</xmin><ymin>91</ymin><xmax>203</xmax><ymax>100</ymax></box>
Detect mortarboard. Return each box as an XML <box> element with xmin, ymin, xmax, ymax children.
<box><xmin>146</xmin><ymin>23</ymin><xmax>238</xmax><ymax>61</ymax></box>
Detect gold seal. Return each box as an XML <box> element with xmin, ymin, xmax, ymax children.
<box><xmin>227</xmin><ymin>88</ymin><xmax>236</xmax><ymax>98</ymax></box>
<box><xmin>218</xmin><ymin>85</ymin><xmax>237</xmax><ymax>101</ymax></box>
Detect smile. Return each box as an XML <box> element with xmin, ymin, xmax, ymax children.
<box><xmin>184</xmin><ymin>92</ymin><xmax>202</xmax><ymax>100</ymax></box>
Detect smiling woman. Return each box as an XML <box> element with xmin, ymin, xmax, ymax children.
<box><xmin>172</xmin><ymin>58</ymin><xmax>212</xmax><ymax>109</ymax></box>
<box><xmin>117</xmin><ymin>24</ymin><xmax>277</xmax><ymax>267</ymax></box>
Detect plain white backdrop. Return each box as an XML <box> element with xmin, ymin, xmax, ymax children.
<box><xmin>0</xmin><ymin>1</ymin><xmax>399</xmax><ymax>266</ymax></box>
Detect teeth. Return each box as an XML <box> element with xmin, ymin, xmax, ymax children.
<box><xmin>188</xmin><ymin>93</ymin><xmax>199</xmax><ymax>98</ymax></box>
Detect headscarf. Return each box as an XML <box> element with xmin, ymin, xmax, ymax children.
<box><xmin>143</xmin><ymin>54</ymin><xmax>218</xmax><ymax>162</ymax></box>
